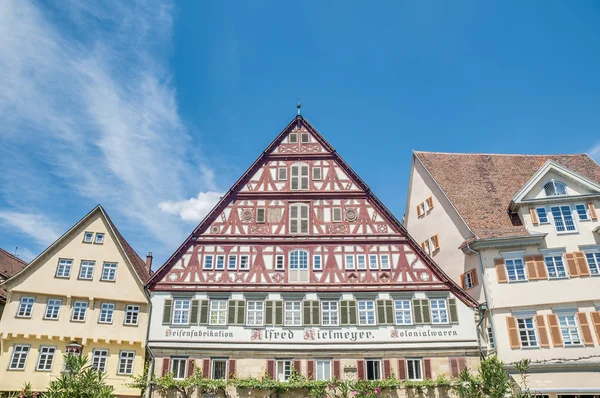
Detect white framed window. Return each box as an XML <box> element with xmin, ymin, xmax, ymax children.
<box><xmin>210</xmin><ymin>300</ymin><xmax>228</xmax><ymax>325</ymax></box>
<box><xmin>36</xmin><ymin>346</ymin><xmax>56</xmax><ymax>371</ymax></box>
<box><xmin>430</xmin><ymin>299</ymin><xmax>449</xmax><ymax>324</ymax></box>
<box><xmin>575</xmin><ymin>204</ymin><xmax>589</xmax><ymax>221</ymax></box>
<box><xmin>406</xmin><ymin>358</ymin><xmax>423</xmax><ymax>380</ymax></box>
<box><xmin>91</xmin><ymin>349</ymin><xmax>109</xmax><ymax>372</ymax></box>
<box><xmin>215</xmin><ymin>255</ymin><xmax>225</xmax><ymax>270</ymax></box>
<box><xmin>365</xmin><ymin>359</ymin><xmax>381</xmax><ymax>380</ymax></box>
<box><xmin>585</xmin><ymin>252</ymin><xmax>600</xmax><ymax>275</ymax></box>
<box><xmin>544</xmin><ymin>180</ymin><xmax>567</xmax><ymax>196</ymax></box>
<box><xmin>517</xmin><ymin>317</ymin><xmax>538</xmax><ymax>347</ymax></box>
<box><xmin>313</xmin><ymin>255</ymin><xmax>322</xmax><ymax>270</ymax></box>
<box><xmin>290</xmin><ymin>163</ymin><xmax>309</xmax><ymax>190</ymax></box>
<box><xmin>71</xmin><ymin>301</ymin><xmax>88</xmax><ymax>322</ymax></box>
<box><xmin>172</xmin><ymin>299</ymin><xmax>191</xmax><ymax>325</ymax></box>
<box><xmin>535</xmin><ymin>207</ymin><xmax>549</xmax><ymax>224</ymax></box>
<box><xmin>240</xmin><ymin>255</ymin><xmax>249</xmax><ymax>270</ymax></box>
<box><xmin>256</xmin><ymin>208</ymin><xmax>266</xmax><ymax>223</ymax></box>
<box><xmin>289</xmin><ymin>250</ymin><xmax>309</xmax><ymax>283</ymax></box>
<box><xmin>289</xmin><ymin>203</ymin><xmax>309</xmax><ymax>233</ymax></box>
<box><xmin>228</xmin><ymin>255</ymin><xmax>237</xmax><ymax>270</ymax></box>
<box><xmin>212</xmin><ymin>358</ymin><xmax>228</xmax><ymax>380</ymax></box>
<box><xmin>9</xmin><ymin>345</ymin><xmax>30</xmax><ymax>370</ymax></box>
<box><xmin>345</xmin><ymin>255</ymin><xmax>355</xmax><ymax>270</ymax></box>
<box><xmin>312</xmin><ymin>167</ymin><xmax>322</xmax><ymax>180</ymax></box>
<box><xmin>171</xmin><ymin>357</ymin><xmax>187</xmax><ymax>379</ymax></box>
<box><xmin>275</xmin><ymin>255</ymin><xmax>284</xmax><ymax>270</ymax></box>
<box><xmin>78</xmin><ymin>261</ymin><xmax>95</xmax><ymax>280</ymax></box>
<box><xmin>278</xmin><ymin>168</ymin><xmax>288</xmax><ymax>180</ymax></box>
<box><xmin>316</xmin><ymin>360</ymin><xmax>331</xmax><ymax>381</ymax></box>
<box><xmin>380</xmin><ymin>255</ymin><xmax>390</xmax><ymax>269</ymax></box>
<box><xmin>246</xmin><ymin>301</ymin><xmax>264</xmax><ymax>326</ymax></box>
<box><xmin>464</xmin><ymin>270</ymin><xmax>477</xmax><ymax>289</ymax></box>
<box><xmin>357</xmin><ymin>255</ymin><xmax>366</xmax><ymax>270</ymax></box>
<box><xmin>358</xmin><ymin>300</ymin><xmax>376</xmax><ymax>325</ymax></box>
<box><xmin>95</xmin><ymin>233</ymin><xmax>105</xmax><ymax>244</ymax></box>
<box><xmin>418</xmin><ymin>202</ymin><xmax>426</xmax><ymax>217</ymax></box>
<box><xmin>289</xmin><ymin>133</ymin><xmax>298</xmax><ymax>143</ymax></box>
<box><xmin>125</xmin><ymin>305</ymin><xmax>140</xmax><ymax>325</ymax></box>
<box><xmin>101</xmin><ymin>263</ymin><xmax>117</xmax><ymax>281</ymax></box>
<box><xmin>301</xmin><ymin>132</ymin><xmax>310</xmax><ymax>143</ymax></box>
<box><xmin>394</xmin><ymin>300</ymin><xmax>412</xmax><ymax>325</ymax></box>
<box><xmin>284</xmin><ymin>301</ymin><xmax>302</xmax><ymax>326</ymax></box>
<box><xmin>558</xmin><ymin>314</ymin><xmax>581</xmax><ymax>346</ymax></box>
<box><xmin>83</xmin><ymin>231</ymin><xmax>94</xmax><ymax>243</ymax></box>
<box><xmin>17</xmin><ymin>297</ymin><xmax>35</xmax><ymax>318</ymax></box>
<box><xmin>203</xmin><ymin>255</ymin><xmax>214</xmax><ymax>270</ymax></box>
<box><xmin>551</xmin><ymin>206</ymin><xmax>577</xmax><ymax>233</ymax></box>
<box><xmin>276</xmin><ymin>359</ymin><xmax>292</xmax><ymax>381</ymax></box>
<box><xmin>56</xmin><ymin>259</ymin><xmax>72</xmax><ymax>278</ymax></box>
<box><xmin>506</xmin><ymin>258</ymin><xmax>527</xmax><ymax>282</ymax></box>
<box><xmin>368</xmin><ymin>255</ymin><xmax>378</xmax><ymax>269</ymax></box>
<box><xmin>544</xmin><ymin>255</ymin><xmax>567</xmax><ymax>279</ymax></box>
<box><xmin>45</xmin><ymin>299</ymin><xmax>62</xmax><ymax>320</ymax></box>
<box><xmin>99</xmin><ymin>303</ymin><xmax>115</xmax><ymax>324</ymax></box>
<box><xmin>117</xmin><ymin>351</ymin><xmax>135</xmax><ymax>375</ymax></box>
<box><xmin>332</xmin><ymin>207</ymin><xmax>342</xmax><ymax>223</ymax></box>
<box><xmin>422</xmin><ymin>239</ymin><xmax>431</xmax><ymax>255</ymax></box>
<box><xmin>321</xmin><ymin>301</ymin><xmax>339</xmax><ymax>326</ymax></box>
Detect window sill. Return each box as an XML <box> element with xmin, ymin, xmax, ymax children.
<box><xmin>507</xmin><ymin>279</ymin><xmax>529</xmax><ymax>284</ymax></box>
<box><xmin>43</xmin><ymin>317</ymin><xmax>60</xmax><ymax>321</ymax></box>
<box><xmin>520</xmin><ymin>346</ymin><xmax>540</xmax><ymax>350</ymax></box>
<box><xmin>548</xmin><ymin>276</ymin><xmax>569</xmax><ymax>280</ymax></box>
<box><xmin>99</xmin><ymin>279</ymin><xmax>116</xmax><ymax>283</ymax></box>
<box><xmin>556</xmin><ymin>231</ymin><xmax>579</xmax><ymax>236</ymax></box>
<box><xmin>77</xmin><ymin>278</ymin><xmax>94</xmax><ymax>281</ymax></box>
<box><xmin>123</xmin><ymin>323</ymin><xmax>140</xmax><ymax>327</ymax></box>
<box><xmin>15</xmin><ymin>315</ymin><xmax>32</xmax><ymax>319</ymax></box>
<box><xmin>54</xmin><ymin>276</ymin><xmax>71</xmax><ymax>279</ymax></box>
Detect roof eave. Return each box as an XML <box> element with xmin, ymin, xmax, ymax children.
<box><xmin>461</xmin><ymin>233</ymin><xmax>547</xmax><ymax>253</ymax></box>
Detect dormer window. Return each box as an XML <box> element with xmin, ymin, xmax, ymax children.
<box><xmin>543</xmin><ymin>179</ymin><xmax>567</xmax><ymax>196</ymax></box>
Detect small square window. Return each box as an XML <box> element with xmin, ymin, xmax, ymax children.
<box><xmin>368</xmin><ymin>255</ymin><xmax>378</xmax><ymax>269</ymax></box>
<box><xmin>380</xmin><ymin>255</ymin><xmax>390</xmax><ymax>269</ymax></box>
<box><xmin>506</xmin><ymin>258</ymin><xmax>527</xmax><ymax>282</ymax></box>
<box><xmin>95</xmin><ymin>233</ymin><xmax>104</xmax><ymax>244</ymax></box>
<box><xmin>301</xmin><ymin>133</ymin><xmax>310</xmax><ymax>143</ymax></box>
<box><xmin>98</xmin><ymin>303</ymin><xmax>115</xmax><ymax>324</ymax></box>
<box><xmin>246</xmin><ymin>301</ymin><xmax>264</xmax><ymax>326</ymax></box>
<box><xmin>278</xmin><ymin>168</ymin><xmax>288</xmax><ymax>180</ymax></box>
<box><xmin>430</xmin><ymin>299</ymin><xmax>449</xmax><ymax>324</ymax></box>
<box><xmin>289</xmin><ymin>133</ymin><xmax>298</xmax><ymax>143</ymax></box>
<box><xmin>83</xmin><ymin>232</ymin><xmax>94</xmax><ymax>243</ymax></box>
<box><xmin>71</xmin><ymin>301</ymin><xmax>88</xmax><ymax>322</ymax></box>
<box><xmin>313</xmin><ymin>167</ymin><xmax>322</xmax><ymax>181</ymax></box>
<box><xmin>345</xmin><ymin>255</ymin><xmax>355</xmax><ymax>270</ymax></box>
<box><xmin>79</xmin><ymin>261</ymin><xmax>95</xmax><ymax>280</ymax></box>
<box><xmin>517</xmin><ymin>317</ymin><xmax>538</xmax><ymax>347</ymax></box>
<box><xmin>275</xmin><ymin>255</ymin><xmax>284</xmax><ymax>270</ymax></box>
<box><xmin>56</xmin><ymin>259</ymin><xmax>73</xmax><ymax>278</ymax></box>
<box><xmin>545</xmin><ymin>255</ymin><xmax>567</xmax><ymax>279</ymax></box>
<box><xmin>101</xmin><ymin>263</ymin><xmax>117</xmax><ymax>281</ymax></box>
<box><xmin>17</xmin><ymin>297</ymin><xmax>35</xmax><ymax>318</ymax></box>
<box><xmin>125</xmin><ymin>305</ymin><xmax>140</xmax><ymax>326</ymax></box>
<box><xmin>228</xmin><ymin>255</ymin><xmax>237</xmax><ymax>270</ymax></box>
<box><xmin>209</xmin><ymin>300</ymin><xmax>228</xmax><ymax>325</ymax></box>
<box><xmin>256</xmin><ymin>208</ymin><xmax>266</xmax><ymax>223</ymax></box>
<box><xmin>9</xmin><ymin>345</ymin><xmax>30</xmax><ymax>370</ymax></box>
<box><xmin>332</xmin><ymin>207</ymin><xmax>342</xmax><ymax>223</ymax></box>
<box><xmin>204</xmin><ymin>255</ymin><xmax>214</xmax><ymax>270</ymax></box>
<box><xmin>215</xmin><ymin>255</ymin><xmax>225</xmax><ymax>270</ymax></box>
<box><xmin>118</xmin><ymin>351</ymin><xmax>135</xmax><ymax>375</ymax></box>
<box><xmin>36</xmin><ymin>346</ymin><xmax>56</xmax><ymax>371</ymax></box>
<box><xmin>240</xmin><ymin>255</ymin><xmax>249</xmax><ymax>270</ymax></box>
<box><xmin>313</xmin><ymin>255</ymin><xmax>322</xmax><ymax>270</ymax></box>
<box><xmin>45</xmin><ymin>299</ymin><xmax>62</xmax><ymax>320</ymax></box>
<box><xmin>92</xmin><ymin>349</ymin><xmax>109</xmax><ymax>373</ymax></box>
<box><xmin>394</xmin><ymin>300</ymin><xmax>412</xmax><ymax>325</ymax></box>
<box><xmin>358</xmin><ymin>300</ymin><xmax>376</xmax><ymax>325</ymax></box>
<box><xmin>357</xmin><ymin>255</ymin><xmax>366</xmax><ymax>270</ymax></box>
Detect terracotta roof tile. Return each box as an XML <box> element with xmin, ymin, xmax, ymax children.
<box><xmin>0</xmin><ymin>248</ymin><xmax>27</xmax><ymax>300</ymax></box>
<box><xmin>415</xmin><ymin>152</ymin><xmax>600</xmax><ymax>240</ymax></box>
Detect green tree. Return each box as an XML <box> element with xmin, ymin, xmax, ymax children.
<box><xmin>44</xmin><ymin>354</ymin><xmax>115</xmax><ymax>398</ymax></box>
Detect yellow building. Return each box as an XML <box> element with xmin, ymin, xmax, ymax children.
<box><xmin>0</xmin><ymin>205</ymin><xmax>151</xmax><ymax>397</ymax></box>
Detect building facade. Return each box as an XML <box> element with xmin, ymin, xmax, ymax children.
<box><xmin>405</xmin><ymin>152</ymin><xmax>600</xmax><ymax>396</ymax></box>
<box><xmin>0</xmin><ymin>248</ymin><xmax>27</xmax><ymax>319</ymax></box>
<box><xmin>0</xmin><ymin>206</ymin><xmax>151</xmax><ymax>396</ymax></box>
<box><xmin>147</xmin><ymin>116</ymin><xmax>480</xmax><ymax>397</ymax></box>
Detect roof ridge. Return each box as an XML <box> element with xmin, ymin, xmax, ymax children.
<box><xmin>414</xmin><ymin>151</ymin><xmax>590</xmax><ymax>157</ymax></box>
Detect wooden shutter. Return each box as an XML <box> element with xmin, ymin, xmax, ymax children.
<box><xmin>420</xmin><ymin>242</ymin><xmax>426</xmax><ymax>251</ymax></box>
<box><xmin>448</xmin><ymin>298</ymin><xmax>458</xmax><ymax>323</ymax></box>
<box><xmin>529</xmin><ymin>207</ymin><xmax>539</xmax><ymax>225</ymax></box>
<box><xmin>340</xmin><ymin>301</ymin><xmax>349</xmax><ymax>325</ymax></box>
<box><xmin>162</xmin><ymin>299</ymin><xmax>173</xmax><ymax>324</ymax></box>
<box><xmin>577</xmin><ymin>312</ymin><xmax>594</xmax><ymax>346</ymax></box>
<box><xmin>534</xmin><ymin>255</ymin><xmax>548</xmax><ymax>279</ymax></box>
<box><xmin>357</xmin><ymin>360</ymin><xmax>365</xmax><ymax>380</ymax></box>
<box><xmin>575</xmin><ymin>251</ymin><xmax>590</xmax><ymax>276</ymax></box>
<box><xmin>256</xmin><ymin>208</ymin><xmax>266</xmax><ymax>223</ymax></box>
<box><xmin>348</xmin><ymin>301</ymin><xmax>357</xmax><ymax>325</ymax></box>
<box><xmin>547</xmin><ymin>314</ymin><xmax>563</xmax><ymax>347</ymax></box>
<box><xmin>162</xmin><ymin>358</ymin><xmax>170</xmax><ymax>376</ymax></box>
<box><xmin>495</xmin><ymin>258</ymin><xmax>508</xmax><ymax>283</ymax></box>
<box><xmin>525</xmin><ymin>256</ymin><xmax>538</xmax><ymax>280</ymax></box>
<box><xmin>588</xmin><ymin>202</ymin><xmax>598</xmax><ymax>220</ymax></box>
<box><xmin>265</xmin><ymin>301</ymin><xmax>274</xmax><ymax>326</ymax></box>
<box><xmin>228</xmin><ymin>300</ymin><xmax>237</xmax><ymax>325</ymax></box>
<box><xmin>397</xmin><ymin>359</ymin><xmax>406</xmax><ymax>380</ymax></box>
<box><xmin>228</xmin><ymin>359</ymin><xmax>236</xmax><ymax>379</ymax></box>
<box><xmin>460</xmin><ymin>273</ymin><xmax>466</xmax><ymax>289</ymax></box>
<box><xmin>266</xmin><ymin>360</ymin><xmax>275</xmax><ymax>380</ymax></box>
<box><xmin>535</xmin><ymin>315</ymin><xmax>550</xmax><ymax>348</ymax></box>
<box><xmin>426</xmin><ymin>196</ymin><xmax>434</xmax><ymax>209</ymax></box>
<box><xmin>199</xmin><ymin>300</ymin><xmax>209</xmax><ymax>325</ymax></box>
<box><xmin>413</xmin><ymin>299</ymin><xmax>423</xmax><ymax>324</ymax></box>
<box><xmin>383</xmin><ymin>360</ymin><xmax>391</xmax><ymax>379</ymax></box>
<box><xmin>333</xmin><ymin>360</ymin><xmax>341</xmax><ymax>379</ymax></box>
<box><xmin>421</xmin><ymin>300</ymin><xmax>431</xmax><ymax>323</ymax></box>
<box><xmin>416</xmin><ymin>204</ymin><xmax>423</xmax><ymax>217</ymax></box>
<box><xmin>190</xmin><ymin>300</ymin><xmax>199</xmax><ymax>325</ymax></box>
<box><xmin>471</xmin><ymin>269</ymin><xmax>478</xmax><ymax>286</ymax></box>
<box><xmin>274</xmin><ymin>301</ymin><xmax>283</xmax><ymax>326</ymax></box>
<box><xmin>187</xmin><ymin>359</ymin><xmax>195</xmax><ymax>378</ymax></box>
<box><xmin>312</xmin><ymin>301</ymin><xmax>320</xmax><ymax>325</ymax></box>
<box><xmin>590</xmin><ymin>312</ymin><xmax>600</xmax><ymax>344</ymax></box>
<box><xmin>565</xmin><ymin>253</ymin><xmax>580</xmax><ymax>277</ymax></box>
<box><xmin>458</xmin><ymin>358</ymin><xmax>467</xmax><ymax>373</ymax></box>
<box><xmin>293</xmin><ymin>360</ymin><xmax>302</xmax><ymax>374</ymax></box>
<box><xmin>506</xmin><ymin>316</ymin><xmax>520</xmax><ymax>349</ymax></box>
<box><xmin>432</xmin><ymin>235</ymin><xmax>440</xmax><ymax>251</ymax></box>
<box><xmin>202</xmin><ymin>359</ymin><xmax>210</xmax><ymax>378</ymax></box>
<box><xmin>376</xmin><ymin>300</ymin><xmax>392</xmax><ymax>325</ymax></box>
<box><xmin>423</xmin><ymin>359</ymin><xmax>432</xmax><ymax>380</ymax></box>
<box><xmin>303</xmin><ymin>301</ymin><xmax>319</xmax><ymax>326</ymax></box>
<box><xmin>307</xmin><ymin>360</ymin><xmax>315</xmax><ymax>379</ymax></box>
<box><xmin>238</xmin><ymin>301</ymin><xmax>246</xmax><ymax>325</ymax></box>
<box><xmin>449</xmin><ymin>358</ymin><xmax>459</xmax><ymax>377</ymax></box>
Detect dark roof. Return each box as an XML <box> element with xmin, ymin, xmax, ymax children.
<box><xmin>0</xmin><ymin>248</ymin><xmax>27</xmax><ymax>300</ymax></box>
<box><xmin>415</xmin><ymin>152</ymin><xmax>600</xmax><ymax>240</ymax></box>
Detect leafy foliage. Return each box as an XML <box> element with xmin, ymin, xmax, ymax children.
<box><xmin>44</xmin><ymin>354</ymin><xmax>115</xmax><ymax>398</ymax></box>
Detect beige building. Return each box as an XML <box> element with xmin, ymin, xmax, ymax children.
<box><xmin>0</xmin><ymin>205</ymin><xmax>151</xmax><ymax>396</ymax></box>
<box><xmin>405</xmin><ymin>152</ymin><xmax>600</xmax><ymax>397</ymax></box>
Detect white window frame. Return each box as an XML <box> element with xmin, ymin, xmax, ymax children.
<box><xmin>211</xmin><ymin>358</ymin><xmax>228</xmax><ymax>380</ymax></box>
<box><xmin>380</xmin><ymin>254</ymin><xmax>390</xmax><ymax>270</ymax></box>
<box><xmin>584</xmin><ymin>250</ymin><xmax>600</xmax><ymax>276</ymax></box>
<box><xmin>284</xmin><ymin>301</ymin><xmax>302</xmax><ymax>326</ymax></box>
<box><xmin>544</xmin><ymin>254</ymin><xmax>568</xmax><ymax>279</ymax></box>
<box><xmin>321</xmin><ymin>301</ymin><xmax>339</xmax><ymax>326</ymax></box>
<box><xmin>418</xmin><ymin>202</ymin><xmax>426</xmax><ymax>217</ymax></box>
<box><xmin>17</xmin><ymin>296</ymin><xmax>35</xmax><ymax>318</ymax></box>
<box><xmin>71</xmin><ymin>301</ymin><xmax>88</xmax><ymax>322</ymax></box>
<box><xmin>557</xmin><ymin>314</ymin><xmax>582</xmax><ymax>346</ymax></box>
<box><xmin>117</xmin><ymin>351</ymin><xmax>135</xmax><ymax>375</ymax></box>
<box><xmin>171</xmin><ymin>357</ymin><xmax>187</xmax><ymax>380</ymax></box>
<box><xmin>83</xmin><ymin>231</ymin><xmax>94</xmax><ymax>243</ymax></box>
<box><xmin>357</xmin><ymin>255</ymin><xmax>366</xmax><ymax>270</ymax></box>
<box><xmin>406</xmin><ymin>358</ymin><xmax>423</xmax><ymax>381</ymax></box>
<box><xmin>430</xmin><ymin>299</ymin><xmax>449</xmax><ymax>324</ymax></box>
<box><xmin>365</xmin><ymin>359</ymin><xmax>382</xmax><ymax>381</ymax></box>
<box><xmin>289</xmin><ymin>203</ymin><xmax>309</xmax><ymax>234</ymax></box>
<box><xmin>78</xmin><ymin>260</ymin><xmax>95</xmax><ymax>280</ymax></box>
<box><xmin>301</xmin><ymin>132</ymin><xmax>310</xmax><ymax>143</ymax></box>
<box><xmin>94</xmin><ymin>233</ymin><xmax>105</xmax><ymax>244</ymax></box>
<box><xmin>276</xmin><ymin>359</ymin><xmax>292</xmax><ymax>382</ymax></box>
<box><xmin>345</xmin><ymin>255</ymin><xmax>355</xmax><ymax>270</ymax></box>
<box><xmin>275</xmin><ymin>255</ymin><xmax>284</xmax><ymax>270</ymax></box>
<box><xmin>36</xmin><ymin>346</ymin><xmax>56</xmax><ymax>371</ymax></box>
<box><xmin>228</xmin><ymin>255</ymin><xmax>237</xmax><ymax>270</ymax></box>
<box><xmin>278</xmin><ymin>167</ymin><xmax>288</xmax><ymax>180</ymax></box>
<box><xmin>517</xmin><ymin>317</ymin><xmax>538</xmax><ymax>348</ymax></box>
<box><xmin>91</xmin><ymin>349</ymin><xmax>109</xmax><ymax>373</ymax></box>
<box><xmin>98</xmin><ymin>303</ymin><xmax>115</xmax><ymax>324</ymax></box>
<box><xmin>246</xmin><ymin>301</ymin><xmax>264</xmax><ymax>326</ymax></box>
<box><xmin>289</xmin><ymin>250</ymin><xmax>309</xmax><ymax>283</ymax></box>
<box><xmin>550</xmin><ymin>205</ymin><xmax>577</xmax><ymax>234</ymax></box>
<box><xmin>394</xmin><ymin>300</ymin><xmax>413</xmax><ymax>325</ymax></box>
<box><xmin>543</xmin><ymin>179</ymin><xmax>568</xmax><ymax>196</ymax></box>
<box><xmin>368</xmin><ymin>254</ymin><xmax>378</xmax><ymax>269</ymax></box>
<box><xmin>45</xmin><ymin>299</ymin><xmax>62</xmax><ymax>320</ymax></box>
<box><xmin>332</xmin><ymin>207</ymin><xmax>342</xmax><ymax>223</ymax></box>
<box><xmin>9</xmin><ymin>345</ymin><xmax>30</xmax><ymax>370</ymax></box>
<box><xmin>209</xmin><ymin>300</ymin><xmax>228</xmax><ymax>325</ymax></box>
<box><xmin>315</xmin><ymin>360</ymin><xmax>331</xmax><ymax>381</ymax></box>
<box><xmin>574</xmin><ymin>204</ymin><xmax>590</xmax><ymax>221</ymax></box>
<box><xmin>464</xmin><ymin>270</ymin><xmax>475</xmax><ymax>289</ymax></box>
<box><xmin>124</xmin><ymin>304</ymin><xmax>141</xmax><ymax>326</ymax></box>
<box><xmin>172</xmin><ymin>299</ymin><xmax>191</xmax><ymax>325</ymax></box>
<box><xmin>203</xmin><ymin>255</ymin><xmax>214</xmax><ymax>270</ymax></box>
<box><xmin>56</xmin><ymin>259</ymin><xmax>72</xmax><ymax>278</ymax></box>
<box><xmin>215</xmin><ymin>255</ymin><xmax>225</xmax><ymax>270</ymax></box>
<box><xmin>358</xmin><ymin>300</ymin><xmax>376</xmax><ymax>325</ymax></box>
<box><xmin>313</xmin><ymin>255</ymin><xmax>322</xmax><ymax>270</ymax></box>
<box><xmin>505</xmin><ymin>257</ymin><xmax>527</xmax><ymax>282</ymax></box>
<box><xmin>101</xmin><ymin>263</ymin><xmax>117</xmax><ymax>281</ymax></box>
<box><xmin>240</xmin><ymin>255</ymin><xmax>249</xmax><ymax>270</ymax></box>
<box><xmin>289</xmin><ymin>133</ymin><xmax>298</xmax><ymax>143</ymax></box>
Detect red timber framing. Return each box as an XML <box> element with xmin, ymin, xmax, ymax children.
<box><xmin>148</xmin><ymin>116</ymin><xmax>477</xmax><ymax>307</ymax></box>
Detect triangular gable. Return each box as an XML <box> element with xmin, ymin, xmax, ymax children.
<box><xmin>511</xmin><ymin>160</ymin><xmax>600</xmax><ymax>208</ymax></box>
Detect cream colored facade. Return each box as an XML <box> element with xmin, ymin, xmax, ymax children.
<box><xmin>0</xmin><ymin>206</ymin><xmax>150</xmax><ymax>397</ymax></box>
<box><xmin>405</xmin><ymin>154</ymin><xmax>600</xmax><ymax>397</ymax></box>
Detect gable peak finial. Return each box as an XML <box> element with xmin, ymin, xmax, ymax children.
<box><xmin>296</xmin><ymin>95</ymin><xmax>302</xmax><ymax>116</ymax></box>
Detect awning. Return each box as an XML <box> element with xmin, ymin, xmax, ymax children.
<box><xmin>512</xmin><ymin>372</ymin><xmax>600</xmax><ymax>393</ymax></box>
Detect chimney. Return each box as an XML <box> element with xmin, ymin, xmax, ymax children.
<box><xmin>146</xmin><ymin>252</ymin><xmax>153</xmax><ymax>270</ymax></box>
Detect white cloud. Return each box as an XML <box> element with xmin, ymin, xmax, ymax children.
<box><xmin>590</xmin><ymin>142</ymin><xmax>600</xmax><ymax>163</ymax></box>
<box><xmin>159</xmin><ymin>192</ymin><xmax>224</xmax><ymax>222</ymax></box>
<box><xmin>0</xmin><ymin>212</ymin><xmax>62</xmax><ymax>247</ymax></box>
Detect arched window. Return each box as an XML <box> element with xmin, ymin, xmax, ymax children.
<box><xmin>290</xmin><ymin>163</ymin><xmax>309</xmax><ymax>190</ymax></box>
<box><xmin>543</xmin><ymin>180</ymin><xmax>568</xmax><ymax>196</ymax></box>
<box><xmin>289</xmin><ymin>250</ymin><xmax>309</xmax><ymax>283</ymax></box>
<box><xmin>289</xmin><ymin>203</ymin><xmax>309</xmax><ymax>234</ymax></box>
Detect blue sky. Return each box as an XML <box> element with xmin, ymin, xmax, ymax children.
<box><xmin>1</xmin><ymin>0</ymin><xmax>599</xmax><ymax>266</ymax></box>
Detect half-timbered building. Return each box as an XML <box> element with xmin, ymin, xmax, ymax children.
<box><xmin>146</xmin><ymin>116</ymin><xmax>479</xmax><ymax>395</ymax></box>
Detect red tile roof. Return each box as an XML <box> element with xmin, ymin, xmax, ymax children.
<box><xmin>0</xmin><ymin>248</ymin><xmax>27</xmax><ymax>300</ymax></box>
<box><xmin>415</xmin><ymin>152</ymin><xmax>600</xmax><ymax>240</ymax></box>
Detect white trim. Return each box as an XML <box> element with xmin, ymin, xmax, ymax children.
<box><xmin>539</xmin><ymin>248</ymin><xmax>566</xmax><ymax>256</ymax></box>
<box><xmin>500</xmin><ymin>250</ymin><xmax>525</xmax><ymax>260</ymax></box>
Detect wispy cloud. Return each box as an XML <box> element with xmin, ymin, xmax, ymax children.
<box><xmin>0</xmin><ymin>211</ymin><xmax>62</xmax><ymax>247</ymax></box>
<box><xmin>0</xmin><ymin>0</ymin><xmax>222</xmax><ymax>259</ymax></box>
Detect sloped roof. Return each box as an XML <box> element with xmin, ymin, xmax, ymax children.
<box><xmin>415</xmin><ymin>152</ymin><xmax>600</xmax><ymax>240</ymax></box>
<box><xmin>0</xmin><ymin>248</ymin><xmax>27</xmax><ymax>300</ymax></box>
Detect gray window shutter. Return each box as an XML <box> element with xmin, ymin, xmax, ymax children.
<box><xmin>303</xmin><ymin>301</ymin><xmax>312</xmax><ymax>325</ymax></box>
<box><xmin>199</xmin><ymin>300</ymin><xmax>209</xmax><ymax>325</ymax></box>
<box><xmin>422</xmin><ymin>299</ymin><xmax>431</xmax><ymax>323</ymax></box>
<box><xmin>162</xmin><ymin>299</ymin><xmax>172</xmax><ymax>325</ymax></box>
<box><xmin>376</xmin><ymin>300</ymin><xmax>386</xmax><ymax>325</ymax></box>
<box><xmin>385</xmin><ymin>300</ymin><xmax>394</xmax><ymax>325</ymax></box>
<box><xmin>190</xmin><ymin>300</ymin><xmax>199</xmax><ymax>325</ymax></box>
<box><xmin>311</xmin><ymin>301</ymin><xmax>320</xmax><ymax>325</ymax></box>
<box><xmin>413</xmin><ymin>299</ymin><xmax>423</xmax><ymax>324</ymax></box>
<box><xmin>348</xmin><ymin>301</ymin><xmax>357</xmax><ymax>325</ymax></box>
<box><xmin>448</xmin><ymin>298</ymin><xmax>458</xmax><ymax>323</ymax></box>
<box><xmin>265</xmin><ymin>301</ymin><xmax>274</xmax><ymax>326</ymax></box>
<box><xmin>341</xmin><ymin>301</ymin><xmax>349</xmax><ymax>325</ymax></box>
<box><xmin>274</xmin><ymin>301</ymin><xmax>283</xmax><ymax>326</ymax></box>
<box><xmin>237</xmin><ymin>301</ymin><xmax>246</xmax><ymax>325</ymax></box>
<box><xmin>228</xmin><ymin>300</ymin><xmax>237</xmax><ymax>325</ymax></box>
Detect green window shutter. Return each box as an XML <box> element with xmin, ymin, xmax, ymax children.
<box><xmin>190</xmin><ymin>300</ymin><xmax>199</xmax><ymax>325</ymax></box>
<box><xmin>265</xmin><ymin>301</ymin><xmax>274</xmax><ymax>326</ymax></box>
<box><xmin>274</xmin><ymin>301</ymin><xmax>283</xmax><ymax>326</ymax></box>
<box><xmin>413</xmin><ymin>299</ymin><xmax>423</xmax><ymax>324</ymax></box>
<box><xmin>348</xmin><ymin>301</ymin><xmax>357</xmax><ymax>325</ymax></box>
<box><xmin>422</xmin><ymin>299</ymin><xmax>431</xmax><ymax>323</ymax></box>
<box><xmin>385</xmin><ymin>300</ymin><xmax>394</xmax><ymax>325</ymax></box>
<box><xmin>448</xmin><ymin>298</ymin><xmax>458</xmax><ymax>323</ymax></box>
<box><xmin>303</xmin><ymin>301</ymin><xmax>312</xmax><ymax>326</ymax></box>
<box><xmin>376</xmin><ymin>300</ymin><xmax>386</xmax><ymax>325</ymax></box>
<box><xmin>311</xmin><ymin>301</ymin><xmax>320</xmax><ymax>326</ymax></box>
<box><xmin>199</xmin><ymin>300</ymin><xmax>209</xmax><ymax>325</ymax></box>
<box><xmin>340</xmin><ymin>301</ymin><xmax>349</xmax><ymax>325</ymax></box>
<box><xmin>228</xmin><ymin>300</ymin><xmax>237</xmax><ymax>325</ymax></box>
<box><xmin>162</xmin><ymin>299</ymin><xmax>172</xmax><ymax>325</ymax></box>
<box><xmin>237</xmin><ymin>301</ymin><xmax>246</xmax><ymax>325</ymax></box>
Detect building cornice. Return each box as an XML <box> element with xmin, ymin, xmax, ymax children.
<box><xmin>461</xmin><ymin>233</ymin><xmax>546</xmax><ymax>253</ymax></box>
